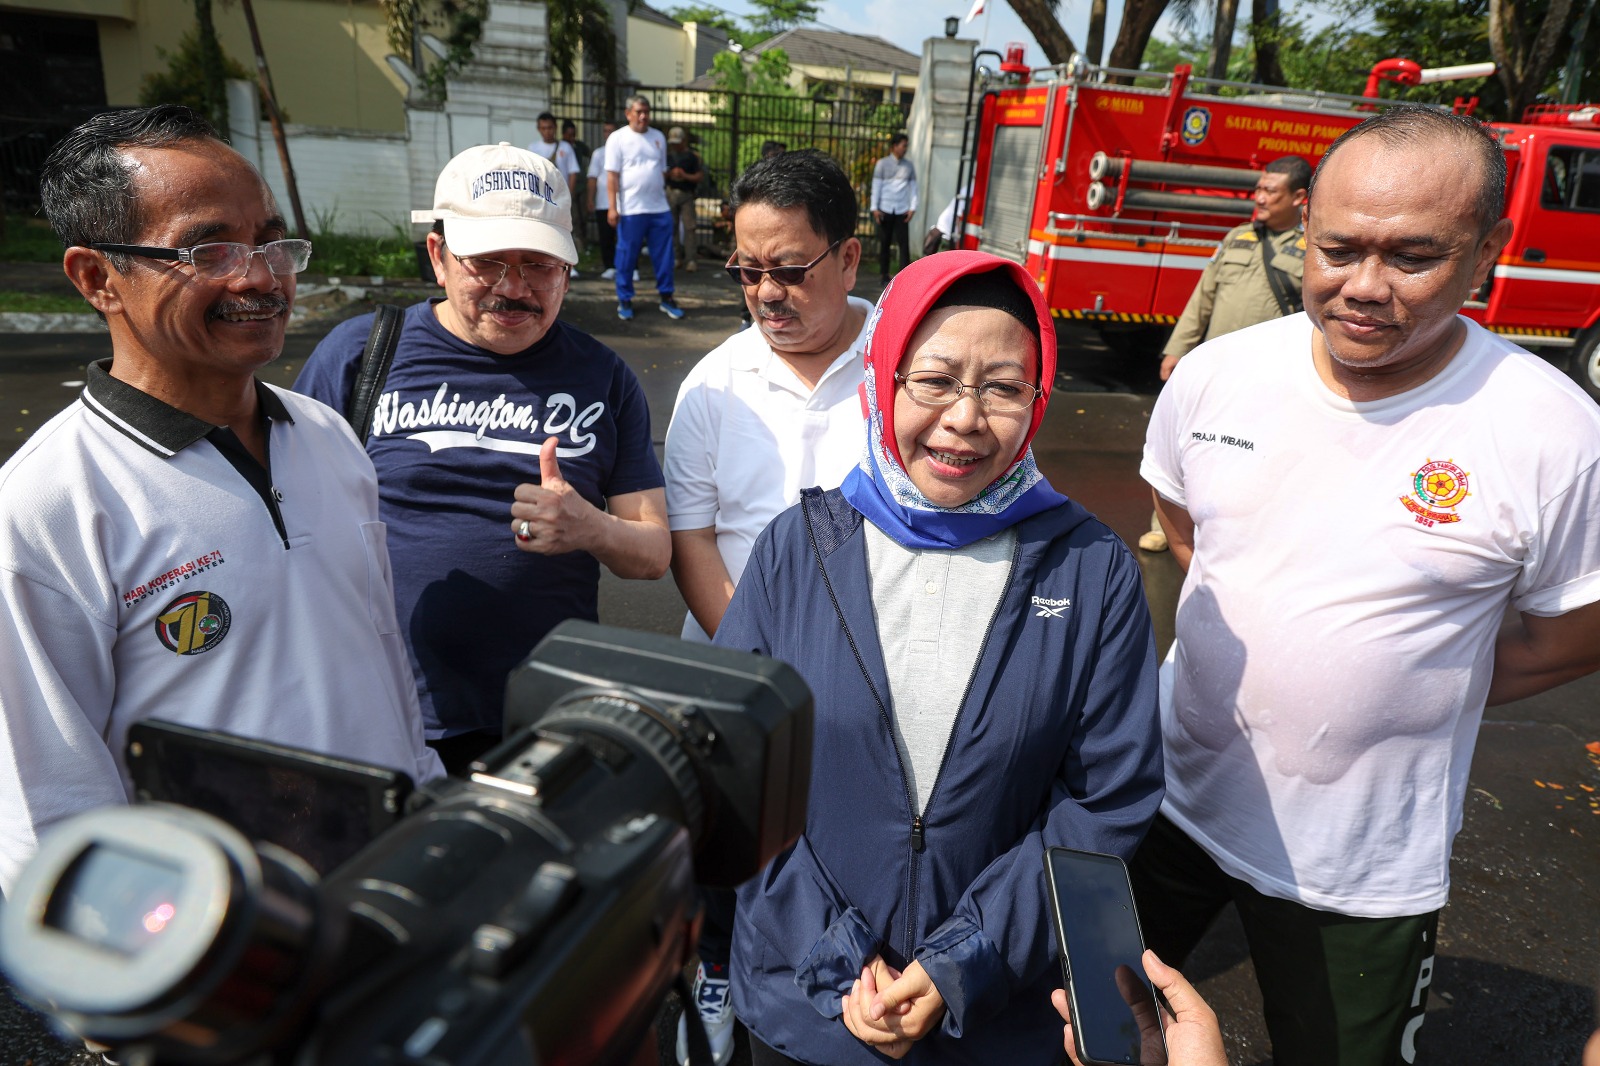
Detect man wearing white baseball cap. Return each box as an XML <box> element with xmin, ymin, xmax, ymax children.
<box><xmin>295</xmin><ymin>142</ymin><xmax>670</xmax><ymax>774</ymax></box>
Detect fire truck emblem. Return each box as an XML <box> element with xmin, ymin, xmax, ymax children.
<box><xmin>1400</xmin><ymin>458</ymin><xmax>1470</xmax><ymax>526</ymax></box>
<box><xmin>1180</xmin><ymin>106</ymin><xmax>1211</xmax><ymax>147</ymax></box>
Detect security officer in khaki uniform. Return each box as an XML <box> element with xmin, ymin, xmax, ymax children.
<box><xmin>1160</xmin><ymin>154</ymin><xmax>1312</xmax><ymax>379</ymax></box>
<box><xmin>1141</xmin><ymin>155</ymin><xmax>1310</xmax><ymax>552</ymax></box>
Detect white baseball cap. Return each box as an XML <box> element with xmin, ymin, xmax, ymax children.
<box><xmin>411</xmin><ymin>142</ymin><xmax>577</xmax><ymax>264</ymax></box>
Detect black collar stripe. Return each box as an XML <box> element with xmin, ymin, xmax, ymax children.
<box><xmin>255</xmin><ymin>383</ymin><xmax>295</xmax><ymax>424</ymax></box>
<box><xmin>80</xmin><ymin>389</ymin><xmax>179</xmax><ymax>458</ymax></box>
<box><xmin>79</xmin><ymin>358</ymin><xmax>294</xmax><ymax>460</ymax></box>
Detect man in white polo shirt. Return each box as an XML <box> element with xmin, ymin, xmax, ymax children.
<box><xmin>0</xmin><ymin>104</ymin><xmax>442</xmax><ymax>893</ymax></box>
<box><xmin>662</xmin><ymin>147</ymin><xmax>871</xmax><ymax>1065</ymax></box>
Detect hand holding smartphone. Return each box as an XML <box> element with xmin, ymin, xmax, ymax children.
<box><xmin>1044</xmin><ymin>846</ymin><xmax>1168</xmax><ymax>1066</ymax></box>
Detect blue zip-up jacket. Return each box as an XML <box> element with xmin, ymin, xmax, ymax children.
<box><xmin>714</xmin><ymin>488</ymin><xmax>1163</xmax><ymax>1065</ymax></box>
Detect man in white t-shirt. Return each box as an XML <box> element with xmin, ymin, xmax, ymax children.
<box><xmin>587</xmin><ymin>120</ymin><xmax>617</xmax><ymax>278</ymax></box>
<box><xmin>606</xmin><ymin>94</ymin><xmax>683</xmax><ymax>322</ymax></box>
<box><xmin>528</xmin><ymin>112</ymin><xmax>579</xmax><ymax>198</ymax></box>
<box><xmin>528</xmin><ymin>112</ymin><xmax>581</xmax><ymax>278</ymax></box>
<box><xmin>662</xmin><ymin>148</ymin><xmax>872</xmax><ymax>1065</ymax></box>
<box><xmin>1137</xmin><ymin>107</ymin><xmax>1600</xmax><ymax>1066</ymax></box>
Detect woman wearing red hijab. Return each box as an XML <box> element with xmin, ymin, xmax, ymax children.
<box><xmin>713</xmin><ymin>251</ymin><xmax>1164</xmax><ymax>1065</ymax></box>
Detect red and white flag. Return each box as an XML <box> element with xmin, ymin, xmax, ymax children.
<box><xmin>964</xmin><ymin>0</ymin><xmax>985</xmax><ymax>22</ymax></box>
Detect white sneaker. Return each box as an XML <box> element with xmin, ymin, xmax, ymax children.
<box><xmin>601</xmin><ymin>267</ymin><xmax>616</xmax><ymax>280</ymax></box>
<box><xmin>675</xmin><ymin>961</ymin><xmax>734</xmax><ymax>1066</ymax></box>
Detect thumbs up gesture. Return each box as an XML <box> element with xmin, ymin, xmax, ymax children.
<box><xmin>509</xmin><ymin>437</ymin><xmax>599</xmax><ymax>555</ymax></box>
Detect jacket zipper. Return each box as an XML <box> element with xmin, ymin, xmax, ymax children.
<box><xmin>799</xmin><ymin>494</ymin><xmax>922</xmax><ymax>956</ymax></box>
<box><xmin>902</xmin><ymin>533</ymin><xmax>1020</xmax><ymax>960</ymax></box>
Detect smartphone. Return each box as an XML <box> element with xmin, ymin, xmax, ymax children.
<box><xmin>1043</xmin><ymin>846</ymin><xmax>1167</xmax><ymax>1066</ymax></box>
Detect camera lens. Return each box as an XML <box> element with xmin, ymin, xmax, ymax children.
<box><xmin>533</xmin><ymin>688</ymin><xmax>709</xmax><ymax>846</ymax></box>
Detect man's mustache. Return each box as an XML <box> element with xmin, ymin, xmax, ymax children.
<box><xmin>209</xmin><ymin>293</ymin><xmax>289</xmax><ymax>318</ymax></box>
<box><xmin>479</xmin><ymin>296</ymin><xmax>541</xmax><ymax>314</ymax></box>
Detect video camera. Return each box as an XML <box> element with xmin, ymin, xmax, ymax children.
<box><xmin>0</xmin><ymin>621</ymin><xmax>812</xmax><ymax>1066</ymax></box>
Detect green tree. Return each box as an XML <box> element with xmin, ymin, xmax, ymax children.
<box><xmin>667</xmin><ymin>4</ymin><xmax>761</xmax><ymax>47</ymax></box>
<box><xmin>745</xmin><ymin>0</ymin><xmax>820</xmax><ymax>36</ymax></box>
<box><xmin>1284</xmin><ymin>0</ymin><xmax>1506</xmax><ymax>115</ymax></box>
<box><xmin>139</xmin><ymin>5</ymin><xmax>252</xmax><ymax>133</ymax></box>
<box><xmin>1490</xmin><ymin>0</ymin><xmax>1576</xmax><ymax>118</ymax></box>
<box><xmin>1141</xmin><ymin>0</ymin><xmax>1538</xmax><ymax>116</ymax></box>
<box><xmin>709</xmin><ymin>47</ymin><xmax>797</xmax><ymax>93</ymax></box>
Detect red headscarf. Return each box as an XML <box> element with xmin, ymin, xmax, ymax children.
<box><xmin>840</xmin><ymin>250</ymin><xmax>1066</xmax><ymax>549</ymax></box>
<box><xmin>862</xmin><ymin>250</ymin><xmax>1057</xmax><ymax>471</ymax></box>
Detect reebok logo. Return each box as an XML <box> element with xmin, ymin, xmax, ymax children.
<box><xmin>1032</xmin><ymin>595</ymin><xmax>1071</xmax><ymax>618</ymax></box>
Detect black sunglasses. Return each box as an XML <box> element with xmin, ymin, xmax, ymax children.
<box><xmin>724</xmin><ymin>240</ymin><xmax>843</xmax><ymax>288</ymax></box>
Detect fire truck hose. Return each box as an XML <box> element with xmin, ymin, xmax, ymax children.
<box><xmin>1086</xmin><ymin>181</ymin><xmax>1256</xmax><ymax>216</ymax></box>
<box><xmin>1089</xmin><ymin>151</ymin><xmax>1260</xmax><ymax>191</ymax></box>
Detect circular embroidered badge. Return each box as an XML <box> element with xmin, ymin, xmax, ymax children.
<box><xmin>1412</xmin><ymin>459</ymin><xmax>1470</xmax><ymax>511</ymax></box>
<box><xmin>155</xmin><ymin>592</ymin><xmax>232</xmax><ymax>655</ymax></box>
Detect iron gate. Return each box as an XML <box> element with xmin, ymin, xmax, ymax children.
<box><xmin>555</xmin><ymin>81</ymin><xmax>911</xmax><ymax>256</ymax></box>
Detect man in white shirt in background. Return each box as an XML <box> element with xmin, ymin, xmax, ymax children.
<box><xmin>870</xmin><ymin>131</ymin><xmax>917</xmax><ymax>284</ymax></box>
<box><xmin>528</xmin><ymin>111</ymin><xmax>581</xmax><ymax>278</ymax></box>
<box><xmin>1136</xmin><ymin>106</ymin><xmax>1600</xmax><ymax>1066</ymax></box>
<box><xmin>606</xmin><ymin>94</ymin><xmax>684</xmax><ymax>322</ymax></box>
<box><xmin>662</xmin><ymin>147</ymin><xmax>873</xmax><ymax>1064</ymax></box>
<box><xmin>587</xmin><ymin>120</ymin><xmax>618</xmax><ymax>279</ymax></box>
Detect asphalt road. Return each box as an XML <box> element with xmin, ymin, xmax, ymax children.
<box><xmin>0</xmin><ymin>267</ymin><xmax>1595</xmax><ymax>1065</ymax></box>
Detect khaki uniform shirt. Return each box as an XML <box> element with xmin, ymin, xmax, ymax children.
<box><xmin>1163</xmin><ymin>222</ymin><xmax>1306</xmax><ymax>359</ymax></box>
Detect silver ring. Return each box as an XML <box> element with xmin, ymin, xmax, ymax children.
<box><xmin>516</xmin><ymin>520</ymin><xmax>533</xmax><ymax>543</ymax></box>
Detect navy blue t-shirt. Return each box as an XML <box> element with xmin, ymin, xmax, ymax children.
<box><xmin>295</xmin><ymin>300</ymin><xmax>663</xmax><ymax>738</ymax></box>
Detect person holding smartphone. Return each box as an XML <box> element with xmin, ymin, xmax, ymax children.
<box><xmin>713</xmin><ymin>251</ymin><xmax>1164</xmax><ymax>1065</ymax></box>
<box><xmin>1053</xmin><ymin>951</ymin><xmax>1227</xmax><ymax>1066</ymax></box>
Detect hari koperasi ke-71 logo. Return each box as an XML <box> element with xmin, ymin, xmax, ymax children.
<box><xmin>155</xmin><ymin>591</ymin><xmax>232</xmax><ymax>655</ymax></box>
<box><xmin>1400</xmin><ymin>458</ymin><xmax>1470</xmax><ymax>527</ymax></box>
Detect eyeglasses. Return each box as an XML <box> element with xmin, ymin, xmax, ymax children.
<box><xmin>895</xmin><ymin>371</ymin><xmax>1040</xmax><ymax>412</ymax></box>
<box><xmin>724</xmin><ymin>240</ymin><xmax>843</xmax><ymax>288</ymax></box>
<box><xmin>453</xmin><ymin>255</ymin><xmax>569</xmax><ymax>291</ymax></box>
<box><xmin>90</xmin><ymin>240</ymin><xmax>312</xmax><ymax>280</ymax></box>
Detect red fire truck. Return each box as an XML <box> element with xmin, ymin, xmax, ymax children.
<box><xmin>957</xmin><ymin>52</ymin><xmax>1600</xmax><ymax>401</ymax></box>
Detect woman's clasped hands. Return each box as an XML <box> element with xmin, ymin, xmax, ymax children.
<box><xmin>840</xmin><ymin>955</ymin><xmax>947</xmax><ymax>1059</ymax></box>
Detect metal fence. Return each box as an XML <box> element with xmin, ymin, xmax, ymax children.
<box><xmin>1</xmin><ymin>82</ymin><xmax>913</xmax><ymax>248</ymax></box>
<box><xmin>558</xmin><ymin>80</ymin><xmax>912</xmax><ymax>255</ymax></box>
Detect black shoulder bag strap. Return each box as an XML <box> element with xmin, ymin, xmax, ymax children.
<box><xmin>345</xmin><ymin>303</ymin><xmax>404</xmax><ymax>444</ymax></box>
<box><xmin>1256</xmin><ymin>222</ymin><xmax>1302</xmax><ymax>317</ymax></box>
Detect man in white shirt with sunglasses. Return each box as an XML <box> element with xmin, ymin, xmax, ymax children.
<box><xmin>663</xmin><ymin>147</ymin><xmax>873</xmax><ymax>1066</ymax></box>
